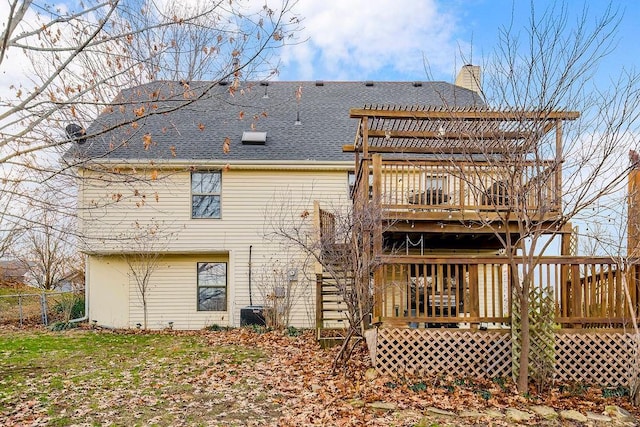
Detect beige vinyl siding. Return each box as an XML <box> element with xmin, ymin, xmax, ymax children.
<box><xmin>127</xmin><ymin>254</ymin><xmax>231</xmax><ymax>330</ymax></box>
<box><xmin>86</xmin><ymin>256</ymin><xmax>129</xmax><ymax>327</ymax></box>
<box><xmin>81</xmin><ymin>166</ymin><xmax>350</xmax><ymax>329</ymax></box>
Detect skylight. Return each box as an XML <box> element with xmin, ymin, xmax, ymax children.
<box><xmin>241</xmin><ymin>131</ymin><xmax>267</xmax><ymax>145</ymax></box>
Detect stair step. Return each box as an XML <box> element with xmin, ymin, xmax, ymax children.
<box><xmin>322</xmin><ymin>312</ymin><xmax>347</xmax><ymax>321</ymax></box>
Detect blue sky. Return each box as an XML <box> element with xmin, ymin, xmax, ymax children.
<box><xmin>277</xmin><ymin>0</ymin><xmax>640</xmax><ymax>85</ymax></box>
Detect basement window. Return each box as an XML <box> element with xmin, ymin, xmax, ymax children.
<box><xmin>241</xmin><ymin>131</ymin><xmax>267</xmax><ymax>145</ymax></box>
<box><xmin>197</xmin><ymin>262</ymin><xmax>227</xmax><ymax>311</ymax></box>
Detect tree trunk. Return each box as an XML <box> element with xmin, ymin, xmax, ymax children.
<box><xmin>518</xmin><ymin>280</ymin><xmax>531</xmax><ymax>393</ymax></box>
<box><xmin>142</xmin><ymin>294</ymin><xmax>148</xmax><ymax>330</ymax></box>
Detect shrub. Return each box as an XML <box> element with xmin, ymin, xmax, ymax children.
<box><xmin>52</xmin><ymin>295</ymin><xmax>85</xmax><ymax>320</ymax></box>
<box><xmin>602</xmin><ymin>385</ymin><xmax>629</xmax><ymax>398</ymax></box>
<box><xmin>246</xmin><ymin>324</ymin><xmax>271</xmax><ymax>334</ymax></box>
<box><xmin>48</xmin><ymin>321</ymin><xmax>78</xmax><ymax>331</ymax></box>
<box><xmin>286</xmin><ymin>326</ymin><xmax>303</xmax><ymax>337</ymax></box>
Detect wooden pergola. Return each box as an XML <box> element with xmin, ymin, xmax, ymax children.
<box><xmin>344</xmin><ymin>105</ymin><xmax>579</xmax><ymax>156</ymax></box>
<box><xmin>344</xmin><ymin>106</ymin><xmax>580</xmax><ymax>231</ymax></box>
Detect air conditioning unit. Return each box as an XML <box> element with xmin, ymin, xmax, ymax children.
<box><xmin>240</xmin><ymin>305</ymin><xmax>266</xmax><ymax>326</ymax></box>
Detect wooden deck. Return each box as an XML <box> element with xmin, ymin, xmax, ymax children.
<box><xmin>373</xmin><ymin>255</ymin><xmax>639</xmax><ymax>329</ymax></box>
<box><xmin>351</xmin><ymin>157</ymin><xmax>561</xmax><ymax>224</ymax></box>
<box><xmin>316</xmin><ymin>106</ymin><xmax>638</xmax><ymax>333</ymax></box>
<box><xmin>322</xmin><ymin>106</ymin><xmax>638</xmax><ymax>383</ymax></box>
<box><xmin>315</xmin><ymin>202</ymin><xmax>639</xmax><ymax>330</ymax></box>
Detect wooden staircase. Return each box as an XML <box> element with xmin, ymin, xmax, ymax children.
<box><xmin>314</xmin><ymin>204</ymin><xmax>353</xmax><ymax>347</ymax></box>
<box><xmin>316</xmin><ymin>248</ymin><xmax>353</xmax><ymax>347</ymax></box>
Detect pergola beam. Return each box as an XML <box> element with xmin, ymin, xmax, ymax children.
<box><xmin>343</xmin><ymin>144</ymin><xmax>525</xmax><ymax>154</ymax></box>
<box><xmin>349</xmin><ymin>108</ymin><xmax>580</xmax><ymax>120</ymax></box>
<box><xmin>366</xmin><ymin>129</ymin><xmax>532</xmax><ymax>140</ymax></box>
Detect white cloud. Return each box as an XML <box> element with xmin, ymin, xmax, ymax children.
<box><xmin>0</xmin><ymin>2</ymin><xmax>38</xmax><ymax>106</ymax></box>
<box><xmin>278</xmin><ymin>0</ymin><xmax>466</xmax><ymax>80</ymax></box>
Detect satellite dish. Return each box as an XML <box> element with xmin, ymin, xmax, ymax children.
<box><xmin>65</xmin><ymin>123</ymin><xmax>87</xmax><ymax>145</ymax></box>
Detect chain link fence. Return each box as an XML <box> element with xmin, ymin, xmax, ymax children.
<box><xmin>0</xmin><ymin>291</ymin><xmax>85</xmax><ymax>326</ymax></box>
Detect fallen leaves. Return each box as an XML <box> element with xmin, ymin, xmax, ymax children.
<box><xmin>142</xmin><ymin>133</ymin><xmax>153</xmax><ymax>150</ymax></box>
<box><xmin>1</xmin><ymin>327</ymin><xmax>639</xmax><ymax>427</ymax></box>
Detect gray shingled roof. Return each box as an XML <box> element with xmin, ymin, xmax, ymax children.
<box><xmin>73</xmin><ymin>80</ymin><xmax>484</xmax><ymax>163</ymax></box>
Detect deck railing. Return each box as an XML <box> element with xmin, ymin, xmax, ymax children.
<box><xmin>353</xmin><ymin>158</ymin><xmax>560</xmax><ymax>217</ymax></box>
<box><xmin>318</xmin><ymin>206</ymin><xmax>336</xmax><ymax>246</ymax></box>
<box><xmin>373</xmin><ymin>256</ymin><xmax>639</xmax><ymax>329</ymax></box>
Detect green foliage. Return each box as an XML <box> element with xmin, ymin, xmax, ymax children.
<box><xmin>204</xmin><ymin>323</ymin><xmax>240</xmax><ymax>332</ymax></box>
<box><xmin>413</xmin><ymin>422</ymin><xmax>442</xmax><ymax>427</ymax></box>
<box><xmin>409</xmin><ymin>381</ymin><xmax>427</xmax><ymax>392</ymax></box>
<box><xmin>52</xmin><ymin>295</ymin><xmax>85</xmax><ymax>320</ymax></box>
<box><xmin>441</xmin><ymin>384</ymin><xmax>455</xmax><ymax>393</ymax></box>
<box><xmin>48</xmin><ymin>321</ymin><xmax>78</xmax><ymax>331</ymax></box>
<box><xmin>558</xmin><ymin>382</ymin><xmax>589</xmax><ymax>396</ymax></box>
<box><xmin>454</xmin><ymin>378</ymin><xmax>470</xmax><ymax>386</ymax></box>
<box><xmin>492</xmin><ymin>376</ymin><xmax>508</xmax><ymax>391</ymax></box>
<box><xmin>602</xmin><ymin>385</ymin><xmax>630</xmax><ymax>398</ymax></box>
<box><xmin>476</xmin><ymin>389</ymin><xmax>492</xmax><ymax>401</ymax></box>
<box><xmin>69</xmin><ymin>297</ymin><xmax>85</xmax><ymax>319</ymax></box>
<box><xmin>286</xmin><ymin>326</ymin><xmax>303</xmax><ymax>337</ymax></box>
<box><xmin>245</xmin><ymin>324</ymin><xmax>272</xmax><ymax>334</ymax></box>
<box><xmin>384</xmin><ymin>381</ymin><xmax>398</xmax><ymax>389</ymax></box>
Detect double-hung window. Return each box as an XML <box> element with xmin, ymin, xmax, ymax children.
<box><xmin>197</xmin><ymin>262</ymin><xmax>227</xmax><ymax>311</ymax></box>
<box><xmin>191</xmin><ymin>171</ymin><xmax>221</xmax><ymax>218</ymax></box>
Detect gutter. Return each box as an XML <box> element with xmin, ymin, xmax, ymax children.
<box><xmin>78</xmin><ymin>159</ymin><xmax>352</xmax><ymax>171</ymax></box>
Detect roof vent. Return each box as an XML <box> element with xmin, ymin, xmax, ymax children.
<box><xmin>365</xmin><ymin>81</ymin><xmax>374</xmax><ymax>87</ymax></box>
<box><xmin>219</xmin><ymin>81</ymin><xmax>229</xmax><ymax>86</ymax></box>
<box><xmin>294</xmin><ymin>111</ymin><xmax>301</xmax><ymax>125</ymax></box>
<box><xmin>260</xmin><ymin>81</ymin><xmax>269</xmax><ymax>86</ymax></box>
<box><xmin>241</xmin><ymin>131</ymin><xmax>267</xmax><ymax>145</ymax></box>
<box><xmin>413</xmin><ymin>81</ymin><xmax>423</xmax><ymax>87</ymax></box>
<box><xmin>65</xmin><ymin>123</ymin><xmax>87</xmax><ymax>145</ymax></box>
<box><xmin>315</xmin><ymin>80</ymin><xmax>324</xmax><ymax>86</ymax></box>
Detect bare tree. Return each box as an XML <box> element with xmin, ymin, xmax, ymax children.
<box><xmin>0</xmin><ymin>0</ymin><xmax>301</xmax><ymax>239</ymax></box>
<box><xmin>0</xmin><ymin>178</ymin><xmax>25</xmax><ymax>260</ymax></box>
<box><xmin>2</xmin><ymin>0</ymin><xmax>301</xmax><ymax>150</ymax></box>
<box><xmin>12</xmin><ymin>198</ymin><xmax>79</xmax><ymax>290</ymax></box>
<box><xmin>578</xmin><ymin>154</ymin><xmax>640</xmax><ymax>404</ymax></box>
<box><xmin>266</xmin><ymin>193</ymin><xmax>393</xmax><ymax>370</ymax></box>
<box><xmin>439</xmin><ymin>3</ymin><xmax>640</xmax><ymax>392</ymax></box>
<box><xmin>255</xmin><ymin>255</ymin><xmax>308</xmax><ymax>330</ymax></box>
<box><xmin>120</xmin><ymin>222</ymin><xmax>171</xmax><ymax>330</ymax></box>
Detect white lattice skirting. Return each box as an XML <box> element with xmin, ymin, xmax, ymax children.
<box><xmin>370</xmin><ymin>328</ymin><xmax>637</xmax><ymax>387</ymax></box>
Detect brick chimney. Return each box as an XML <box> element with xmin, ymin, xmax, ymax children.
<box><xmin>455</xmin><ymin>64</ymin><xmax>482</xmax><ymax>94</ymax></box>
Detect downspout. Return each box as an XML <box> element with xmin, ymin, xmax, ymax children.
<box><xmin>69</xmin><ymin>254</ymin><xmax>89</xmax><ymax>323</ymax></box>
<box><xmin>249</xmin><ymin>245</ymin><xmax>253</xmax><ymax>306</ymax></box>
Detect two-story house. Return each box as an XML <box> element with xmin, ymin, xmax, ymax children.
<box><xmin>70</xmin><ymin>74</ymin><xmax>483</xmax><ymax>330</ymax></box>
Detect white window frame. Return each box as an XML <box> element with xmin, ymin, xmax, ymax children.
<box><xmin>191</xmin><ymin>171</ymin><xmax>221</xmax><ymax>218</ymax></box>
<box><xmin>197</xmin><ymin>262</ymin><xmax>227</xmax><ymax>311</ymax></box>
